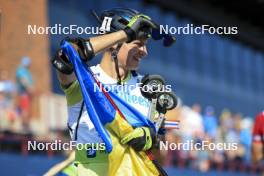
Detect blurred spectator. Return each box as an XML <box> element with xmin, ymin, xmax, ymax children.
<box><xmin>215</xmin><ymin>109</ymin><xmax>233</xmax><ymax>145</ymax></box>
<box><xmin>166</xmin><ymin>105</ymin><xmax>258</xmax><ymax>173</ymax></box>
<box><xmin>213</xmin><ymin>109</ymin><xmax>232</xmax><ymax>165</ymax></box>
<box><xmin>0</xmin><ymin>70</ymin><xmax>17</xmax><ymax>131</ymax></box>
<box><xmin>193</xmin><ymin>134</ymin><xmax>211</xmax><ymax>172</ymax></box>
<box><xmin>240</xmin><ymin>117</ymin><xmax>253</xmax><ymax>162</ymax></box>
<box><xmin>203</xmin><ymin>106</ymin><xmax>217</xmax><ymax>139</ymax></box>
<box><xmin>251</xmin><ymin>111</ymin><xmax>264</xmax><ymax>164</ymax></box>
<box><xmin>0</xmin><ymin>70</ymin><xmax>16</xmax><ymax>97</ymax></box>
<box><xmin>180</xmin><ymin>104</ymin><xmax>204</xmax><ymax>139</ymax></box>
<box><xmin>179</xmin><ymin>104</ymin><xmax>204</xmax><ymax>163</ymax></box>
<box><xmin>224</xmin><ymin>113</ymin><xmax>242</xmax><ymax>161</ymax></box>
<box><xmin>16</xmin><ymin>56</ymin><xmax>34</xmax><ymax>131</ymax></box>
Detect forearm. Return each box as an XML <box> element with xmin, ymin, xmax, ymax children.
<box><xmin>89</xmin><ymin>30</ymin><xmax>127</xmax><ymax>54</ymax></box>
<box><xmin>57</xmin><ymin>30</ymin><xmax>127</xmax><ymax>86</ymax></box>
<box><xmin>57</xmin><ymin>71</ymin><xmax>76</xmax><ymax>87</ymax></box>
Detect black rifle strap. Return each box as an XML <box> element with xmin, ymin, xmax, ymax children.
<box><xmin>74</xmin><ymin>101</ymin><xmax>85</xmax><ymax>140</ymax></box>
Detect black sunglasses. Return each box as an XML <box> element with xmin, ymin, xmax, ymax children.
<box><xmin>151</xmin><ymin>28</ymin><xmax>176</xmax><ymax>47</ymax></box>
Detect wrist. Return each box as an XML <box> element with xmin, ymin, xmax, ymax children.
<box><xmin>123</xmin><ymin>27</ymin><xmax>135</xmax><ymax>43</ymax></box>
<box><xmin>149</xmin><ymin>128</ymin><xmax>157</xmax><ymax>146</ymax></box>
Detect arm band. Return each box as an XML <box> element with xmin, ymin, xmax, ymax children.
<box><xmin>80</xmin><ymin>38</ymin><xmax>95</xmax><ymax>61</ymax></box>
<box><xmin>64</xmin><ymin>37</ymin><xmax>95</xmax><ymax>61</ymax></box>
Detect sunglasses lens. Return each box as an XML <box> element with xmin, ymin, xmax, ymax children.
<box><xmin>151</xmin><ymin>28</ymin><xmax>163</xmax><ymax>40</ymax></box>
<box><xmin>163</xmin><ymin>34</ymin><xmax>176</xmax><ymax>47</ymax></box>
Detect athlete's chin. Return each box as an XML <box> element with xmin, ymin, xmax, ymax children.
<box><xmin>127</xmin><ymin>64</ymin><xmax>139</xmax><ymax>70</ymax></box>
<box><xmin>130</xmin><ymin>61</ymin><xmax>141</xmax><ymax>70</ymax></box>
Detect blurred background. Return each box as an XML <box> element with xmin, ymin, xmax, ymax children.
<box><xmin>0</xmin><ymin>0</ymin><xmax>263</xmax><ymax>175</ymax></box>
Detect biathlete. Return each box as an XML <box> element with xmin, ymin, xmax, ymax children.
<box><xmin>51</xmin><ymin>7</ymin><xmax>175</xmax><ymax>176</ymax></box>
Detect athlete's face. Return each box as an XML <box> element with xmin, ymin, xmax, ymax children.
<box><xmin>117</xmin><ymin>40</ymin><xmax>148</xmax><ymax>70</ymax></box>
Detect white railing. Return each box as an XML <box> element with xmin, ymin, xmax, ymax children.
<box><xmin>39</xmin><ymin>94</ymin><xmax>68</xmax><ymax>133</ymax></box>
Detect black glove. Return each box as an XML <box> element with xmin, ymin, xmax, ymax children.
<box><xmin>124</xmin><ymin>14</ymin><xmax>157</xmax><ymax>42</ymax></box>
<box><xmin>51</xmin><ymin>49</ymin><xmax>73</xmax><ymax>75</ymax></box>
<box><xmin>63</xmin><ymin>37</ymin><xmax>95</xmax><ymax>61</ymax></box>
<box><xmin>120</xmin><ymin>127</ymin><xmax>157</xmax><ymax>151</ymax></box>
<box><xmin>51</xmin><ymin>37</ymin><xmax>95</xmax><ymax>74</ymax></box>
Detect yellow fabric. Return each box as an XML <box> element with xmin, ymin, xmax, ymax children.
<box><xmin>105</xmin><ymin>112</ymin><xmax>160</xmax><ymax>176</ymax></box>
<box><xmin>74</xmin><ymin>113</ymin><xmax>159</xmax><ymax>176</ymax></box>
<box><xmin>105</xmin><ymin>112</ymin><xmax>134</xmax><ymax>139</ymax></box>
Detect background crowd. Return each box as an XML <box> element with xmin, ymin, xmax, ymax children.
<box><xmin>0</xmin><ymin>57</ymin><xmax>34</xmax><ymax>133</ymax></box>
<box><xmin>162</xmin><ymin>104</ymin><xmax>257</xmax><ymax>173</ymax></box>
<box><xmin>0</xmin><ymin>62</ymin><xmax>260</xmax><ymax>174</ymax></box>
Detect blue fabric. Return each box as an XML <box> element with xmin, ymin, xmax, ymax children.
<box><xmin>108</xmin><ymin>90</ymin><xmax>155</xmax><ymax>129</ymax></box>
<box><xmin>61</xmin><ymin>41</ymin><xmax>114</xmax><ymax>152</ymax></box>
